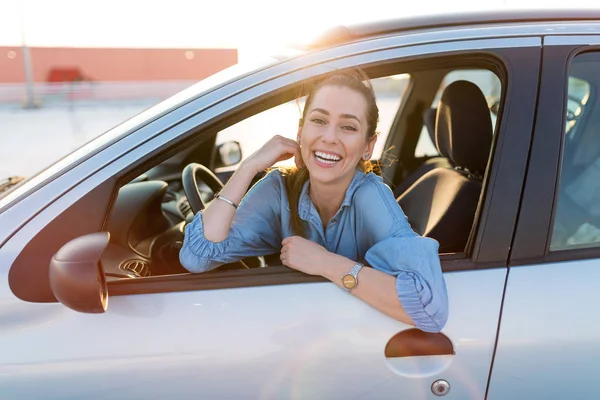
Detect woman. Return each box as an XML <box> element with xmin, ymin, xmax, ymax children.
<box><xmin>180</xmin><ymin>70</ymin><xmax>448</xmax><ymax>333</ymax></box>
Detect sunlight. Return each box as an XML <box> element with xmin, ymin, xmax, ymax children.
<box><xmin>1</xmin><ymin>0</ymin><xmax>599</xmax><ymax>66</ymax></box>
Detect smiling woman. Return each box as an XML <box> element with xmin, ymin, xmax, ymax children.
<box><xmin>179</xmin><ymin>68</ymin><xmax>449</xmax><ymax>332</ymax></box>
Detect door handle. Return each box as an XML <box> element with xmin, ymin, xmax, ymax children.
<box><xmin>385</xmin><ymin>328</ymin><xmax>455</xmax><ymax>358</ymax></box>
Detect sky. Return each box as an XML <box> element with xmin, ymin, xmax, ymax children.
<box><xmin>1</xmin><ymin>0</ymin><xmax>600</xmax><ymax>63</ymax></box>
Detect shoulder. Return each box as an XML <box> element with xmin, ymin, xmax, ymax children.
<box><xmin>353</xmin><ymin>173</ymin><xmax>395</xmax><ymax>204</ymax></box>
<box><xmin>352</xmin><ymin>172</ymin><xmax>404</xmax><ymax>222</ymax></box>
<box><xmin>351</xmin><ymin>172</ymin><xmax>417</xmax><ymax>239</ymax></box>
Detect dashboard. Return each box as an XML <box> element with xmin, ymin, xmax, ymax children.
<box><xmin>102</xmin><ymin>179</ymin><xmax>191</xmax><ymax>279</ymax></box>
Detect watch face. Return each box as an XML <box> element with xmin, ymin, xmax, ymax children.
<box><xmin>342</xmin><ymin>274</ymin><xmax>357</xmax><ymax>289</ymax></box>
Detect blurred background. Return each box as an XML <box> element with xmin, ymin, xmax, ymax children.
<box><xmin>1</xmin><ymin>0</ymin><xmax>597</xmax><ymax>179</ymax></box>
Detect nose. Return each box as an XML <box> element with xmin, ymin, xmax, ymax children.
<box><xmin>321</xmin><ymin>123</ymin><xmax>338</xmax><ymax>143</ymax></box>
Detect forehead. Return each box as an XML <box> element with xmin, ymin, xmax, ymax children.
<box><xmin>309</xmin><ymin>85</ymin><xmax>368</xmax><ymax>119</ymax></box>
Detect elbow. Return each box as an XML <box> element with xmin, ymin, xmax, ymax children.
<box><xmin>179</xmin><ymin>247</ymin><xmax>220</xmax><ymax>273</ymax></box>
<box><xmin>418</xmin><ymin>310</ymin><xmax>448</xmax><ymax>333</ymax></box>
<box><xmin>404</xmin><ymin>309</ymin><xmax>447</xmax><ymax>333</ymax></box>
<box><xmin>395</xmin><ymin>273</ymin><xmax>449</xmax><ymax>333</ymax></box>
<box><xmin>411</xmin><ymin>295</ymin><xmax>449</xmax><ymax>333</ymax></box>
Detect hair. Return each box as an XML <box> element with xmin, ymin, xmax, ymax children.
<box><xmin>281</xmin><ymin>68</ymin><xmax>380</xmax><ymax>237</ymax></box>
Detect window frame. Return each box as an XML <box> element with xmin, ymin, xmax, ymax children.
<box><xmin>6</xmin><ymin>36</ymin><xmax>542</xmax><ymax>302</ymax></box>
<box><xmin>115</xmin><ymin>45</ymin><xmax>535</xmax><ymax>291</ymax></box>
<box><xmin>511</xmin><ymin>40</ymin><xmax>600</xmax><ymax>266</ymax></box>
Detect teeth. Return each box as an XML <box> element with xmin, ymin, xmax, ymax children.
<box><xmin>315</xmin><ymin>151</ymin><xmax>341</xmax><ymax>162</ymax></box>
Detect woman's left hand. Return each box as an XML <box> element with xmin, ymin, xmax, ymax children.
<box><xmin>280</xmin><ymin>236</ymin><xmax>333</xmax><ymax>276</ymax></box>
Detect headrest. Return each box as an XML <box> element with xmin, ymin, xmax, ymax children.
<box><xmin>435</xmin><ymin>81</ymin><xmax>493</xmax><ymax>175</ymax></box>
<box><xmin>423</xmin><ymin>107</ymin><xmax>437</xmax><ymax>144</ymax></box>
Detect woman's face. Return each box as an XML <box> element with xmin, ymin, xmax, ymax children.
<box><xmin>299</xmin><ymin>84</ymin><xmax>376</xmax><ymax>187</ymax></box>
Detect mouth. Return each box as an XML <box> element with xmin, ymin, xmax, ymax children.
<box><xmin>313</xmin><ymin>150</ymin><xmax>342</xmax><ymax>166</ymax></box>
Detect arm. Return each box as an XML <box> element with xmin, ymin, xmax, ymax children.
<box><xmin>180</xmin><ymin>135</ymin><xmax>301</xmax><ymax>272</ymax></box>
<box><xmin>320</xmin><ymin>254</ymin><xmax>416</xmax><ymax>326</ymax></box>
<box><xmin>356</xmin><ymin>176</ymin><xmax>448</xmax><ymax>332</ymax></box>
<box><xmin>179</xmin><ymin>170</ymin><xmax>283</xmax><ymax>272</ymax></box>
<box><xmin>326</xmin><ymin>235</ymin><xmax>447</xmax><ymax>333</ymax></box>
<box><xmin>280</xmin><ymin>176</ymin><xmax>448</xmax><ymax>332</ymax></box>
<box><xmin>200</xmin><ymin>164</ymin><xmax>259</xmax><ymax>243</ymax></box>
<box><xmin>202</xmin><ymin>134</ymin><xmax>301</xmax><ymax>242</ymax></box>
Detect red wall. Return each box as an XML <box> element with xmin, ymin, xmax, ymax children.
<box><xmin>0</xmin><ymin>46</ymin><xmax>238</xmax><ymax>83</ymax></box>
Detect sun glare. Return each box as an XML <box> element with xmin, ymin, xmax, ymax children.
<box><xmin>1</xmin><ymin>0</ymin><xmax>599</xmax><ymax>66</ymax></box>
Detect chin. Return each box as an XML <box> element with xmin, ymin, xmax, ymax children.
<box><xmin>307</xmin><ymin>162</ymin><xmax>352</xmax><ymax>185</ymax></box>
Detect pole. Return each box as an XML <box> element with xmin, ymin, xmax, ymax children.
<box><xmin>21</xmin><ymin>45</ymin><xmax>35</xmax><ymax>108</ymax></box>
<box><xmin>19</xmin><ymin>1</ymin><xmax>36</xmax><ymax>109</ymax></box>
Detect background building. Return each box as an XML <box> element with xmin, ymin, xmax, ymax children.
<box><xmin>0</xmin><ymin>46</ymin><xmax>237</xmax><ymax>105</ymax></box>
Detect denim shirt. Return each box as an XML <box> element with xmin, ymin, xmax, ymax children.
<box><xmin>180</xmin><ymin>169</ymin><xmax>448</xmax><ymax>332</ymax></box>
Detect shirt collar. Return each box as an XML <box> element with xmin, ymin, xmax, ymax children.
<box><xmin>298</xmin><ymin>169</ymin><xmax>368</xmax><ymax>221</ymax></box>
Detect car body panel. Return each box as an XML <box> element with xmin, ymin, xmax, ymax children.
<box><xmin>487</xmin><ymin>261</ymin><xmax>600</xmax><ymax>400</ymax></box>
<box><xmin>3</xmin><ymin>15</ymin><xmax>598</xmax><ymax>399</ymax></box>
<box><xmin>1</xmin><ymin>269</ymin><xmax>506</xmax><ymax>399</ymax></box>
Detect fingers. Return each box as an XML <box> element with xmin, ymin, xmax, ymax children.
<box><xmin>281</xmin><ymin>236</ymin><xmax>299</xmax><ymax>246</ymax></box>
<box><xmin>270</xmin><ymin>135</ymin><xmax>301</xmax><ymax>164</ymax></box>
<box><xmin>275</xmin><ymin>136</ymin><xmax>303</xmax><ymax>168</ymax></box>
<box><xmin>271</xmin><ymin>135</ymin><xmax>299</xmax><ymax>150</ymax></box>
<box><xmin>279</xmin><ymin>249</ymin><xmax>288</xmax><ymax>266</ymax></box>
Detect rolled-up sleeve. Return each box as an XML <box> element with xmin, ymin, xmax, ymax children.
<box><xmin>357</xmin><ymin>175</ymin><xmax>449</xmax><ymax>332</ymax></box>
<box><xmin>365</xmin><ymin>235</ymin><xmax>448</xmax><ymax>332</ymax></box>
<box><xmin>179</xmin><ymin>171</ymin><xmax>283</xmax><ymax>273</ymax></box>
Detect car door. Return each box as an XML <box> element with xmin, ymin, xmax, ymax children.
<box><xmin>488</xmin><ymin>36</ymin><xmax>600</xmax><ymax>399</ymax></box>
<box><xmin>0</xmin><ymin>33</ymin><xmax>541</xmax><ymax>399</ymax></box>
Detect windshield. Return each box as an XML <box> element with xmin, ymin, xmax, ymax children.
<box><xmin>0</xmin><ymin>55</ymin><xmax>284</xmax><ymax>209</ymax></box>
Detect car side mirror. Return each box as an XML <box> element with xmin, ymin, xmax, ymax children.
<box><xmin>215</xmin><ymin>141</ymin><xmax>242</xmax><ymax>168</ymax></box>
<box><xmin>49</xmin><ymin>232</ymin><xmax>110</xmax><ymax>313</ymax></box>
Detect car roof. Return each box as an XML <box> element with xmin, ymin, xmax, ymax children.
<box><xmin>307</xmin><ymin>9</ymin><xmax>600</xmax><ymax>49</ymax></box>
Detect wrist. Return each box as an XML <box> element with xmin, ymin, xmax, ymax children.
<box><xmin>227</xmin><ymin>163</ymin><xmax>259</xmax><ymax>189</ymax></box>
<box><xmin>321</xmin><ymin>254</ymin><xmax>355</xmax><ymax>282</ymax></box>
<box><xmin>239</xmin><ymin>159</ymin><xmax>262</xmax><ymax>177</ymax></box>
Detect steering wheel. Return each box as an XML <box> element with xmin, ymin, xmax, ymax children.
<box><xmin>182</xmin><ymin>163</ymin><xmax>225</xmax><ymax>215</ymax></box>
<box><xmin>181</xmin><ymin>163</ymin><xmax>264</xmax><ymax>269</ymax></box>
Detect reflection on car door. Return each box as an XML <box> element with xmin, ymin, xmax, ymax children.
<box><xmin>2</xmin><ymin>271</ymin><xmax>506</xmax><ymax>399</ymax></box>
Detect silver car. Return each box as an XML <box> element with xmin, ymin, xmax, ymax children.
<box><xmin>2</xmin><ymin>9</ymin><xmax>600</xmax><ymax>399</ymax></box>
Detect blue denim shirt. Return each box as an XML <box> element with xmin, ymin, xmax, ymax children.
<box><xmin>180</xmin><ymin>169</ymin><xmax>448</xmax><ymax>332</ymax></box>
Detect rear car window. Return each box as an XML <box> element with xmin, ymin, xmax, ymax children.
<box><xmin>550</xmin><ymin>52</ymin><xmax>600</xmax><ymax>251</ymax></box>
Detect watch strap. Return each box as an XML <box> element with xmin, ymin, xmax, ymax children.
<box><xmin>348</xmin><ymin>262</ymin><xmax>364</xmax><ymax>278</ymax></box>
<box><xmin>343</xmin><ymin>262</ymin><xmax>364</xmax><ymax>292</ymax></box>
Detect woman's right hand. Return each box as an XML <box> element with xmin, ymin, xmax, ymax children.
<box><xmin>242</xmin><ymin>135</ymin><xmax>302</xmax><ymax>174</ymax></box>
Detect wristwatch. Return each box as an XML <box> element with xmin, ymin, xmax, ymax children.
<box><xmin>342</xmin><ymin>262</ymin><xmax>364</xmax><ymax>292</ymax></box>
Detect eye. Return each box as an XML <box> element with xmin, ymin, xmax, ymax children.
<box><xmin>311</xmin><ymin>118</ymin><xmax>326</xmax><ymax>125</ymax></box>
<box><xmin>342</xmin><ymin>125</ymin><xmax>358</xmax><ymax>131</ymax></box>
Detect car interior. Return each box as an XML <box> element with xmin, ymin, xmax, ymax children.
<box><xmin>550</xmin><ymin>51</ymin><xmax>600</xmax><ymax>250</ymax></box>
<box><xmin>96</xmin><ymin>60</ymin><xmax>505</xmax><ymax>280</ymax></box>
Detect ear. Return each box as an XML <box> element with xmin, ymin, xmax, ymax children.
<box><xmin>365</xmin><ymin>135</ymin><xmax>377</xmax><ymax>158</ymax></box>
<box><xmin>296</xmin><ymin>125</ymin><xmax>302</xmax><ymax>143</ymax></box>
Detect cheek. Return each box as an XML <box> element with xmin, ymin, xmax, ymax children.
<box><xmin>343</xmin><ymin>138</ymin><xmax>368</xmax><ymax>160</ymax></box>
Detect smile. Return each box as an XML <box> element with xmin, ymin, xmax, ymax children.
<box><xmin>314</xmin><ymin>151</ymin><xmax>342</xmax><ymax>165</ymax></box>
